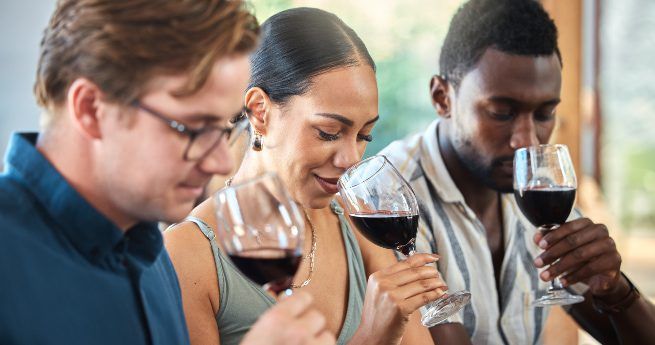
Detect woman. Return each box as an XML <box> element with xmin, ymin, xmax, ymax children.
<box><xmin>165</xmin><ymin>7</ymin><xmax>446</xmax><ymax>345</ymax></box>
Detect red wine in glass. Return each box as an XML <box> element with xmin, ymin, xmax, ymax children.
<box><xmin>514</xmin><ymin>187</ymin><xmax>576</xmax><ymax>228</ymax></box>
<box><xmin>228</xmin><ymin>248</ymin><xmax>302</xmax><ymax>294</ymax></box>
<box><xmin>349</xmin><ymin>211</ymin><xmax>418</xmax><ymax>256</ymax></box>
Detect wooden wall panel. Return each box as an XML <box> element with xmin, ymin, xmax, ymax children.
<box><xmin>541</xmin><ymin>0</ymin><xmax>583</xmax><ymax>175</ymax></box>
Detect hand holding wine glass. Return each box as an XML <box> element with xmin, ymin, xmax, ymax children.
<box><xmin>513</xmin><ymin>144</ymin><xmax>585</xmax><ymax>306</ymax></box>
<box><xmin>338</xmin><ymin>155</ymin><xmax>470</xmax><ymax>327</ymax></box>
<box><xmin>532</xmin><ymin>218</ymin><xmax>625</xmax><ymax>299</ymax></box>
<box><xmin>351</xmin><ymin>253</ymin><xmax>444</xmax><ymax>344</ymax></box>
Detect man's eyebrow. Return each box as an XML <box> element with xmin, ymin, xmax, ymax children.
<box><xmin>185</xmin><ymin>107</ymin><xmax>247</xmax><ymax>125</ymax></box>
<box><xmin>488</xmin><ymin>96</ymin><xmax>561</xmax><ymax>106</ymax></box>
<box><xmin>488</xmin><ymin>96</ymin><xmax>520</xmax><ymax>105</ymax></box>
<box><xmin>541</xmin><ymin>98</ymin><xmax>561</xmax><ymax>106</ymax></box>
<box><xmin>315</xmin><ymin>113</ymin><xmax>380</xmax><ymax>127</ymax></box>
<box><xmin>183</xmin><ymin>114</ymin><xmax>224</xmax><ymax>123</ymax></box>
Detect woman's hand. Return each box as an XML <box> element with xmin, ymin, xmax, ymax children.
<box><xmin>352</xmin><ymin>253</ymin><xmax>446</xmax><ymax>345</ymax></box>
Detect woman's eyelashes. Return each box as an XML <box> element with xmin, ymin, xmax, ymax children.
<box><xmin>358</xmin><ymin>134</ymin><xmax>373</xmax><ymax>142</ymax></box>
<box><xmin>316</xmin><ymin>129</ymin><xmax>373</xmax><ymax>142</ymax></box>
<box><xmin>317</xmin><ymin>129</ymin><xmax>340</xmax><ymax>141</ymax></box>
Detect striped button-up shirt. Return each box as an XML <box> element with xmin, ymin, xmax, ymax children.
<box><xmin>381</xmin><ymin>120</ymin><xmax>582</xmax><ymax>345</ymax></box>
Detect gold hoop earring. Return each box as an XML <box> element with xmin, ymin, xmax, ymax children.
<box><xmin>252</xmin><ymin>131</ymin><xmax>263</xmax><ymax>151</ymax></box>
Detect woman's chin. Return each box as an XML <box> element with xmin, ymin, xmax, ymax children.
<box><xmin>299</xmin><ymin>192</ymin><xmax>334</xmax><ymax>210</ymax></box>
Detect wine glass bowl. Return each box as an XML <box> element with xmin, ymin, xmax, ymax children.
<box><xmin>339</xmin><ymin>156</ymin><xmax>419</xmax><ymax>256</ymax></box>
<box><xmin>214</xmin><ymin>172</ymin><xmax>305</xmax><ymax>295</ymax></box>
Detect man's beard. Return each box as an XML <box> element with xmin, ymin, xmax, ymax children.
<box><xmin>452</xmin><ymin>139</ymin><xmax>514</xmax><ymax>193</ymax></box>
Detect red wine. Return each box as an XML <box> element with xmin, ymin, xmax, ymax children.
<box><xmin>514</xmin><ymin>187</ymin><xmax>576</xmax><ymax>227</ymax></box>
<box><xmin>350</xmin><ymin>211</ymin><xmax>418</xmax><ymax>253</ymax></box>
<box><xmin>228</xmin><ymin>248</ymin><xmax>301</xmax><ymax>293</ymax></box>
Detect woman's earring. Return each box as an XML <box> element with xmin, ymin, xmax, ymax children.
<box><xmin>252</xmin><ymin>131</ymin><xmax>263</xmax><ymax>151</ymax></box>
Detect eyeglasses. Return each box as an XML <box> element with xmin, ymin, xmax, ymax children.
<box><xmin>131</xmin><ymin>101</ymin><xmax>250</xmax><ymax>161</ymax></box>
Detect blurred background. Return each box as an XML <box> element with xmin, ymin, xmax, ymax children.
<box><xmin>1</xmin><ymin>0</ymin><xmax>653</xmax><ymax>343</ymax></box>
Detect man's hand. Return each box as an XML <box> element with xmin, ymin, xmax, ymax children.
<box><xmin>241</xmin><ymin>291</ymin><xmax>335</xmax><ymax>345</ymax></box>
<box><xmin>533</xmin><ymin>217</ymin><xmax>629</xmax><ymax>298</ymax></box>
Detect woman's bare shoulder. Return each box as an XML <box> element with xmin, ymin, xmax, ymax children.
<box><xmin>164</xmin><ymin>197</ymin><xmax>220</xmax><ymax>295</ymax></box>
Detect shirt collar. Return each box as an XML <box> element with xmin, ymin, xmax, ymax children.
<box><xmin>418</xmin><ymin>120</ymin><xmax>467</xmax><ymax>204</ymax></box>
<box><xmin>4</xmin><ymin>132</ymin><xmax>163</xmax><ymax>266</ymax></box>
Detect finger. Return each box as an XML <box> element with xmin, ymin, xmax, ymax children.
<box><xmin>536</xmin><ymin>223</ymin><xmax>609</xmax><ymax>267</ymax></box>
<box><xmin>315</xmin><ymin>330</ymin><xmax>337</xmax><ymax>345</ymax></box>
<box><xmin>540</xmin><ymin>237</ymin><xmax>617</xmax><ymax>279</ymax></box>
<box><xmin>295</xmin><ymin>309</ymin><xmax>328</xmax><ymax>338</ymax></box>
<box><xmin>537</xmin><ymin>218</ymin><xmax>594</xmax><ymax>249</ymax></box>
<box><xmin>560</xmin><ymin>252</ymin><xmax>622</xmax><ymax>287</ymax></box>
<box><xmin>401</xmin><ymin>289</ymin><xmax>444</xmax><ymax>314</ymax></box>
<box><xmin>380</xmin><ymin>253</ymin><xmax>439</xmax><ymax>275</ymax></box>
<box><xmin>275</xmin><ymin>291</ymin><xmax>313</xmax><ymax>317</ymax></box>
<box><xmin>534</xmin><ymin>231</ymin><xmax>544</xmax><ymax>246</ymax></box>
<box><xmin>393</xmin><ymin>277</ymin><xmax>448</xmax><ymax>300</ymax></box>
<box><xmin>540</xmin><ymin>260</ymin><xmax>586</xmax><ymax>282</ymax></box>
<box><xmin>388</xmin><ymin>265</ymin><xmax>440</xmax><ymax>286</ymax></box>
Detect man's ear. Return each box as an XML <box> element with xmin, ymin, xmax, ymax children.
<box><xmin>430</xmin><ymin>75</ymin><xmax>452</xmax><ymax>119</ymax></box>
<box><xmin>244</xmin><ymin>87</ymin><xmax>272</xmax><ymax>135</ymax></box>
<box><xmin>66</xmin><ymin>78</ymin><xmax>104</xmax><ymax>139</ymax></box>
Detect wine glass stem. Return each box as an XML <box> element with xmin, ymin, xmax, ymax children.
<box><xmin>539</xmin><ymin>225</ymin><xmax>566</xmax><ymax>293</ymax></box>
<box><xmin>397</xmin><ymin>238</ymin><xmax>417</xmax><ymax>257</ymax></box>
<box><xmin>550</xmin><ymin>277</ymin><xmax>564</xmax><ymax>291</ymax></box>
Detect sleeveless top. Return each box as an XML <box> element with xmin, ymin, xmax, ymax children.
<box><xmin>182</xmin><ymin>200</ymin><xmax>367</xmax><ymax>345</ymax></box>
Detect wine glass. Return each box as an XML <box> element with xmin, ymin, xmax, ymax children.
<box><xmin>513</xmin><ymin>144</ymin><xmax>584</xmax><ymax>307</ymax></box>
<box><xmin>214</xmin><ymin>172</ymin><xmax>305</xmax><ymax>296</ymax></box>
<box><xmin>338</xmin><ymin>155</ymin><xmax>471</xmax><ymax>327</ymax></box>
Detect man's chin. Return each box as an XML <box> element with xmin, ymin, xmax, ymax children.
<box><xmin>486</xmin><ymin>176</ymin><xmax>514</xmax><ymax>194</ymax></box>
<box><xmin>161</xmin><ymin>201</ymin><xmax>196</xmax><ymax>224</ymax></box>
<box><xmin>485</xmin><ymin>181</ymin><xmax>513</xmax><ymax>194</ymax></box>
<box><xmin>497</xmin><ymin>186</ymin><xmax>514</xmax><ymax>194</ymax></box>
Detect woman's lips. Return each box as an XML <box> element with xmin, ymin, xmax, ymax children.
<box><xmin>314</xmin><ymin>174</ymin><xmax>339</xmax><ymax>194</ymax></box>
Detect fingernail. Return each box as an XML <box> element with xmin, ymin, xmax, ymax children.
<box><xmin>539</xmin><ymin>239</ymin><xmax>548</xmax><ymax>249</ymax></box>
<box><xmin>431</xmin><ymin>254</ymin><xmax>440</xmax><ymax>260</ymax></box>
<box><xmin>541</xmin><ymin>271</ymin><xmax>550</xmax><ymax>280</ymax></box>
<box><xmin>534</xmin><ymin>257</ymin><xmax>544</xmax><ymax>268</ymax></box>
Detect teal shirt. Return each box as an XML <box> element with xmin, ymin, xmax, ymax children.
<box><xmin>0</xmin><ymin>133</ymin><xmax>190</xmax><ymax>345</ymax></box>
<box><xmin>183</xmin><ymin>200</ymin><xmax>367</xmax><ymax>345</ymax></box>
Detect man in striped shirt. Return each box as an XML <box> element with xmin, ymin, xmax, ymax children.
<box><xmin>381</xmin><ymin>0</ymin><xmax>655</xmax><ymax>344</ymax></box>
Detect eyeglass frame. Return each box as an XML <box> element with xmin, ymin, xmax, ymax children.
<box><xmin>131</xmin><ymin>100</ymin><xmax>250</xmax><ymax>161</ymax></box>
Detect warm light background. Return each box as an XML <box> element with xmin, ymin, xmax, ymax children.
<box><xmin>0</xmin><ymin>1</ymin><xmax>653</xmax><ymax>344</ymax></box>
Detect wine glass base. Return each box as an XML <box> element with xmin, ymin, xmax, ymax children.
<box><xmin>421</xmin><ymin>290</ymin><xmax>471</xmax><ymax>327</ymax></box>
<box><xmin>532</xmin><ymin>290</ymin><xmax>584</xmax><ymax>307</ymax></box>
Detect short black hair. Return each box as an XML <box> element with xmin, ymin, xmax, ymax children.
<box><xmin>249</xmin><ymin>7</ymin><xmax>375</xmax><ymax>105</ymax></box>
<box><xmin>439</xmin><ymin>0</ymin><xmax>560</xmax><ymax>89</ymax></box>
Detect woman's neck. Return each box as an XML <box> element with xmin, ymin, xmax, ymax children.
<box><xmin>229</xmin><ymin>151</ymin><xmax>268</xmax><ymax>185</ymax></box>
